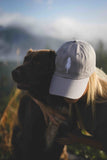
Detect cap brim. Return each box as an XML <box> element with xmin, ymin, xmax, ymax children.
<box><xmin>49</xmin><ymin>75</ymin><xmax>89</xmax><ymax>99</ymax></box>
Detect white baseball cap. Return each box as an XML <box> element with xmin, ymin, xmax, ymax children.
<box><xmin>49</xmin><ymin>40</ymin><xmax>96</xmax><ymax>99</ymax></box>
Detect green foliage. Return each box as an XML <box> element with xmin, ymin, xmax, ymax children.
<box><xmin>96</xmin><ymin>41</ymin><xmax>107</xmax><ymax>73</ymax></box>
<box><xmin>0</xmin><ymin>150</ymin><xmax>12</xmax><ymax>160</ymax></box>
<box><xmin>68</xmin><ymin>144</ymin><xmax>107</xmax><ymax>160</ymax></box>
<box><xmin>0</xmin><ymin>88</ymin><xmax>21</xmax><ymax>160</ymax></box>
<box><xmin>0</xmin><ymin>61</ymin><xmax>17</xmax><ymax>118</ymax></box>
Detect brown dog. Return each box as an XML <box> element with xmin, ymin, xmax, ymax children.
<box><xmin>11</xmin><ymin>49</ymin><xmax>69</xmax><ymax>160</ymax></box>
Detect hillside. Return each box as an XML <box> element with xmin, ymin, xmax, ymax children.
<box><xmin>0</xmin><ymin>26</ymin><xmax>63</xmax><ymax>60</ymax></box>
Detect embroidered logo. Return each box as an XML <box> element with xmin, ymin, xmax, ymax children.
<box><xmin>65</xmin><ymin>57</ymin><xmax>71</xmax><ymax>73</ymax></box>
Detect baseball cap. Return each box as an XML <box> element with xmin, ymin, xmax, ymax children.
<box><xmin>49</xmin><ymin>40</ymin><xmax>96</xmax><ymax>99</ymax></box>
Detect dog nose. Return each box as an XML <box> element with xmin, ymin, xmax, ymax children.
<box><xmin>12</xmin><ymin>69</ymin><xmax>22</xmax><ymax>81</ymax></box>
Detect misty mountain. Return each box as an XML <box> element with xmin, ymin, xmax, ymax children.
<box><xmin>0</xmin><ymin>26</ymin><xmax>63</xmax><ymax>61</ymax></box>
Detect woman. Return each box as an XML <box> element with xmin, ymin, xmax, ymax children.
<box><xmin>49</xmin><ymin>40</ymin><xmax>107</xmax><ymax>153</ymax></box>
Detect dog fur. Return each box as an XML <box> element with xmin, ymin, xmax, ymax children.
<box><xmin>11</xmin><ymin>49</ymin><xmax>70</xmax><ymax>160</ymax></box>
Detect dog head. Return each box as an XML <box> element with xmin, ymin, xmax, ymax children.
<box><xmin>12</xmin><ymin>49</ymin><xmax>55</xmax><ymax>96</ymax></box>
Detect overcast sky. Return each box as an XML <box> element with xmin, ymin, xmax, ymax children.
<box><xmin>0</xmin><ymin>0</ymin><xmax>107</xmax><ymax>43</ymax></box>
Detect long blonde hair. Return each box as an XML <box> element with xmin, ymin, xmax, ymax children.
<box><xmin>86</xmin><ymin>67</ymin><xmax>107</xmax><ymax>106</ymax></box>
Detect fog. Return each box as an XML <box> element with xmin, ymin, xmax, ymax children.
<box><xmin>0</xmin><ymin>12</ymin><xmax>107</xmax><ymax>60</ymax></box>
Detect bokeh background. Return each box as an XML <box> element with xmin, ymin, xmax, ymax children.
<box><xmin>0</xmin><ymin>0</ymin><xmax>107</xmax><ymax>60</ymax></box>
<box><xmin>0</xmin><ymin>0</ymin><xmax>107</xmax><ymax>159</ymax></box>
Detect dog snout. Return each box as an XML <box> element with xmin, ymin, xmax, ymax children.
<box><xmin>12</xmin><ymin>67</ymin><xmax>22</xmax><ymax>82</ymax></box>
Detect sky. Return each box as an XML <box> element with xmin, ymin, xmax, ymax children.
<box><xmin>0</xmin><ymin>0</ymin><xmax>107</xmax><ymax>43</ymax></box>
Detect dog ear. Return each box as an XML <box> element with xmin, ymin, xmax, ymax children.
<box><xmin>49</xmin><ymin>50</ymin><xmax>56</xmax><ymax>55</ymax></box>
<box><xmin>49</xmin><ymin>50</ymin><xmax>56</xmax><ymax>60</ymax></box>
<box><xmin>27</xmin><ymin>49</ymin><xmax>33</xmax><ymax>56</ymax></box>
<box><xmin>48</xmin><ymin>50</ymin><xmax>56</xmax><ymax>71</ymax></box>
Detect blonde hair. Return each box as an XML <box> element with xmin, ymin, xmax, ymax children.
<box><xmin>86</xmin><ymin>67</ymin><xmax>107</xmax><ymax>107</ymax></box>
